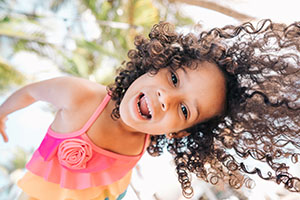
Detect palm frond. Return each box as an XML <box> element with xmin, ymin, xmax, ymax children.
<box><xmin>77</xmin><ymin>39</ymin><xmax>123</xmax><ymax>60</ymax></box>
<box><xmin>0</xmin><ymin>57</ymin><xmax>25</xmax><ymax>91</ymax></box>
<box><xmin>0</xmin><ymin>17</ymin><xmax>48</xmax><ymax>43</ymax></box>
<box><xmin>50</xmin><ymin>0</ymin><xmax>71</xmax><ymax>11</ymax></box>
<box><xmin>130</xmin><ymin>0</ymin><xmax>160</xmax><ymax>27</ymax></box>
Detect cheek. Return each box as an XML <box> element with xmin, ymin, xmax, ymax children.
<box><xmin>119</xmin><ymin>96</ymin><xmax>132</xmax><ymax>122</ymax></box>
<box><xmin>118</xmin><ymin>104</ymin><xmax>126</xmax><ymax>122</ymax></box>
<box><xmin>159</xmin><ymin>114</ymin><xmax>184</xmax><ymax>133</ymax></box>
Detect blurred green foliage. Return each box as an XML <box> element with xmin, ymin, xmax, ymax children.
<box><xmin>0</xmin><ymin>0</ymin><xmax>195</xmax><ymax>88</ymax></box>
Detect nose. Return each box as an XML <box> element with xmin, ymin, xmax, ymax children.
<box><xmin>157</xmin><ymin>89</ymin><xmax>171</xmax><ymax>111</ymax></box>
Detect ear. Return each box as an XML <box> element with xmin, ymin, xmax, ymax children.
<box><xmin>165</xmin><ymin>132</ymin><xmax>173</xmax><ymax>139</ymax></box>
<box><xmin>166</xmin><ymin>131</ymin><xmax>190</xmax><ymax>139</ymax></box>
<box><xmin>175</xmin><ymin>130</ymin><xmax>190</xmax><ymax>138</ymax></box>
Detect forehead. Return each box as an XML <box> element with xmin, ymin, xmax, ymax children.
<box><xmin>182</xmin><ymin>61</ymin><xmax>226</xmax><ymax>122</ymax></box>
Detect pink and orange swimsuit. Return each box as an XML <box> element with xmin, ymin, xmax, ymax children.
<box><xmin>18</xmin><ymin>94</ymin><xmax>149</xmax><ymax>200</ymax></box>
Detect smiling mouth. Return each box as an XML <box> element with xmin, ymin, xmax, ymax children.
<box><xmin>137</xmin><ymin>93</ymin><xmax>152</xmax><ymax>119</ymax></box>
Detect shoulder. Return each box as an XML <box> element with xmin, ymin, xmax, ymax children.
<box><xmin>50</xmin><ymin>76</ymin><xmax>100</xmax><ymax>88</ymax></box>
<box><xmin>54</xmin><ymin>76</ymin><xmax>107</xmax><ymax>109</ymax></box>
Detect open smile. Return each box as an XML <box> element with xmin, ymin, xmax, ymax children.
<box><xmin>136</xmin><ymin>93</ymin><xmax>153</xmax><ymax>120</ymax></box>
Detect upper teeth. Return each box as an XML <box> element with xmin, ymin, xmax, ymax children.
<box><xmin>144</xmin><ymin>96</ymin><xmax>152</xmax><ymax>116</ymax></box>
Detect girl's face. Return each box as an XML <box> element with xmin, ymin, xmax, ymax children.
<box><xmin>119</xmin><ymin>61</ymin><xmax>226</xmax><ymax>135</ymax></box>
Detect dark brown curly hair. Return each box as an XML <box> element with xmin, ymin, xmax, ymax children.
<box><xmin>108</xmin><ymin>19</ymin><xmax>300</xmax><ymax>198</ymax></box>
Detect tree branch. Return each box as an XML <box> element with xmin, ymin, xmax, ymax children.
<box><xmin>169</xmin><ymin>0</ymin><xmax>255</xmax><ymax>22</ymax></box>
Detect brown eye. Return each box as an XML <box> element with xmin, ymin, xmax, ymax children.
<box><xmin>171</xmin><ymin>71</ymin><xmax>178</xmax><ymax>86</ymax></box>
<box><xmin>181</xmin><ymin>104</ymin><xmax>188</xmax><ymax>119</ymax></box>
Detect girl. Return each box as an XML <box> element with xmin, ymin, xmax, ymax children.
<box><xmin>1</xmin><ymin>19</ymin><xmax>300</xmax><ymax>199</ymax></box>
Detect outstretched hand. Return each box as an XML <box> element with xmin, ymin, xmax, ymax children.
<box><xmin>0</xmin><ymin>116</ymin><xmax>8</xmax><ymax>142</ymax></box>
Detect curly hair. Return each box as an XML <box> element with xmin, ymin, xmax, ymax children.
<box><xmin>108</xmin><ymin>19</ymin><xmax>300</xmax><ymax>198</ymax></box>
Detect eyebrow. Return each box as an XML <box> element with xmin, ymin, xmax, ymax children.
<box><xmin>181</xmin><ymin>67</ymin><xmax>188</xmax><ymax>76</ymax></box>
<box><xmin>194</xmin><ymin>99</ymin><xmax>200</xmax><ymax>121</ymax></box>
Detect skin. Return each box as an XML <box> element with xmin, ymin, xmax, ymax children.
<box><xmin>118</xmin><ymin>61</ymin><xmax>226</xmax><ymax>136</ymax></box>
<box><xmin>0</xmin><ymin>61</ymin><xmax>226</xmax><ymax>156</ymax></box>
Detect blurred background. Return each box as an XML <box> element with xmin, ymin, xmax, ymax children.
<box><xmin>1</xmin><ymin>0</ymin><xmax>300</xmax><ymax>199</ymax></box>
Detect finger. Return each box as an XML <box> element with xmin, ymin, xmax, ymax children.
<box><xmin>0</xmin><ymin>129</ymin><xmax>8</xmax><ymax>143</ymax></box>
<box><xmin>3</xmin><ymin>133</ymin><xmax>8</xmax><ymax>142</ymax></box>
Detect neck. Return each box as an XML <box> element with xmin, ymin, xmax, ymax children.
<box><xmin>101</xmin><ymin>97</ymin><xmax>145</xmax><ymax>137</ymax></box>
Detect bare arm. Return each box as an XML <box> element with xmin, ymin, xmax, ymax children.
<box><xmin>0</xmin><ymin>76</ymin><xmax>94</xmax><ymax>142</ymax></box>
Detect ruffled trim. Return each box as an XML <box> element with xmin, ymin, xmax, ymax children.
<box><xmin>18</xmin><ymin>171</ymin><xmax>131</xmax><ymax>200</ymax></box>
<box><xmin>30</xmin><ymin>133</ymin><xmax>148</xmax><ymax>189</ymax></box>
<box><xmin>26</xmin><ymin>150</ymin><xmax>137</xmax><ymax>189</ymax></box>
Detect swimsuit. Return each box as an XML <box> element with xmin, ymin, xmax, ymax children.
<box><xmin>18</xmin><ymin>94</ymin><xmax>149</xmax><ymax>200</ymax></box>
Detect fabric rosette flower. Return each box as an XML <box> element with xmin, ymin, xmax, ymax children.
<box><xmin>57</xmin><ymin>138</ymin><xmax>93</xmax><ymax>170</ymax></box>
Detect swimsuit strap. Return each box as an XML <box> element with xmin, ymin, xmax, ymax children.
<box><xmin>47</xmin><ymin>93</ymin><xmax>111</xmax><ymax>137</ymax></box>
<box><xmin>80</xmin><ymin>93</ymin><xmax>111</xmax><ymax>133</ymax></box>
